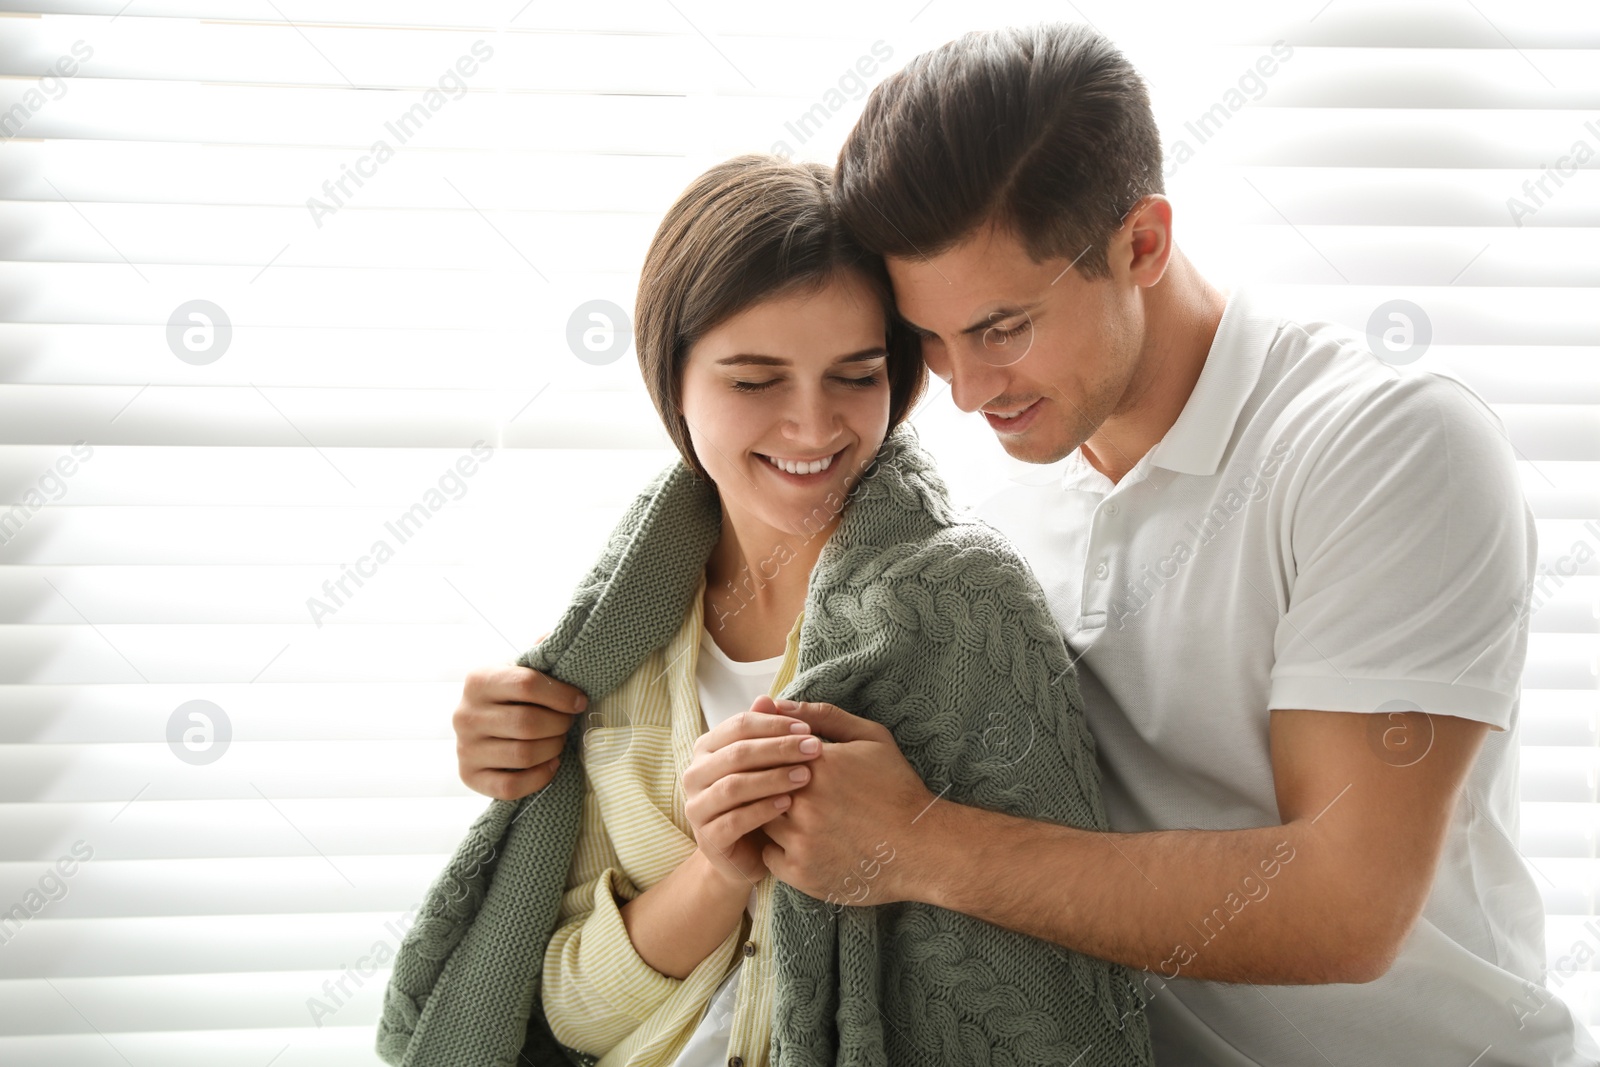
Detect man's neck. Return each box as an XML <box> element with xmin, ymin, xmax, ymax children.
<box><xmin>1080</xmin><ymin>250</ymin><xmax>1227</xmax><ymax>484</ymax></box>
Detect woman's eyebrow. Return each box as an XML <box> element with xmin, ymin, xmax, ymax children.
<box><xmin>836</xmin><ymin>347</ymin><xmax>890</xmax><ymax>363</ymax></box>
<box><xmin>714</xmin><ymin>347</ymin><xmax>889</xmax><ymax>368</ymax></box>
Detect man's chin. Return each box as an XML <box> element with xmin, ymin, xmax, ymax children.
<box><xmin>994</xmin><ymin>428</ymin><xmax>1076</xmax><ymax>466</ymax></box>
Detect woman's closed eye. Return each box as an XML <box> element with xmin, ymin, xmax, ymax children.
<box><xmin>731</xmin><ymin>374</ymin><xmax>881</xmax><ymax>392</ymax></box>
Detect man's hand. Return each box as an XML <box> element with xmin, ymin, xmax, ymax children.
<box><xmin>758</xmin><ymin>698</ymin><xmax>936</xmax><ymax>905</ymax></box>
<box><xmin>452</xmin><ymin>654</ymin><xmax>589</xmax><ymax>800</ymax></box>
<box><xmin>683</xmin><ymin>695</ymin><xmax>822</xmax><ymax>888</ymax></box>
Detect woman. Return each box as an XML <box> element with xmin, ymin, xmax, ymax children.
<box><xmin>376</xmin><ymin>156</ymin><xmax>1153</xmax><ymax>1067</ymax></box>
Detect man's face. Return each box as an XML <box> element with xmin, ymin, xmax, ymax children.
<box><xmin>886</xmin><ymin>220</ymin><xmax>1145</xmax><ymax>466</ymax></box>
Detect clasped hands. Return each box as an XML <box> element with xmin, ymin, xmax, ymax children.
<box><xmin>682</xmin><ymin>694</ymin><xmax>933</xmax><ymax>905</ymax></box>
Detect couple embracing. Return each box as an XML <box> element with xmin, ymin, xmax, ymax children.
<box><xmin>377</xmin><ymin>21</ymin><xmax>1594</xmax><ymax>1067</ymax></box>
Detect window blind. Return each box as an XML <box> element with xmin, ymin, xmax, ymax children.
<box><xmin>0</xmin><ymin>1</ymin><xmax>1594</xmax><ymax>1062</ymax></box>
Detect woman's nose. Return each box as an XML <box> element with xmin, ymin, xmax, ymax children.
<box><xmin>783</xmin><ymin>385</ymin><xmax>842</xmax><ymax>445</ymax></box>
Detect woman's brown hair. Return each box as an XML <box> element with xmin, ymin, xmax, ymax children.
<box><xmin>635</xmin><ymin>154</ymin><xmax>927</xmax><ymax>480</ymax></box>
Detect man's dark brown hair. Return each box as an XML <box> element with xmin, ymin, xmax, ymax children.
<box><xmin>635</xmin><ymin>154</ymin><xmax>926</xmax><ymax>480</ymax></box>
<box><xmin>835</xmin><ymin>22</ymin><xmax>1164</xmax><ymax>278</ymax></box>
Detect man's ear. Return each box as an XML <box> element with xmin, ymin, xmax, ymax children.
<box><xmin>1119</xmin><ymin>194</ymin><xmax>1174</xmax><ymax>288</ymax></box>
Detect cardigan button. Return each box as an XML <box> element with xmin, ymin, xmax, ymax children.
<box><xmin>741</xmin><ymin>939</ymin><xmax>757</xmax><ymax>958</ymax></box>
<box><xmin>728</xmin><ymin>1057</ymin><xmax>744</xmax><ymax>1067</ymax></box>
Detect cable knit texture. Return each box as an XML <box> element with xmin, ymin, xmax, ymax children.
<box><xmin>375</xmin><ymin>423</ymin><xmax>1153</xmax><ymax>1067</ymax></box>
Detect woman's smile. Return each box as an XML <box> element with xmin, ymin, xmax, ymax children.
<box><xmin>755</xmin><ymin>446</ymin><xmax>847</xmax><ymax>481</ymax></box>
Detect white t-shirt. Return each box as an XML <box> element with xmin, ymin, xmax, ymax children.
<box><xmin>976</xmin><ymin>289</ymin><xmax>1599</xmax><ymax>1066</ymax></box>
<box><xmin>669</xmin><ymin>624</ymin><xmax>784</xmax><ymax>1067</ymax></box>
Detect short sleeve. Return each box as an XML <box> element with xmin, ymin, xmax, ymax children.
<box><xmin>1267</xmin><ymin>372</ymin><xmax>1537</xmax><ymax>730</ymax></box>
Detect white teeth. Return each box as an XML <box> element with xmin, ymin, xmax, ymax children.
<box><xmin>989</xmin><ymin>410</ymin><xmax>1020</xmax><ymax>420</ymax></box>
<box><xmin>765</xmin><ymin>452</ymin><xmax>834</xmax><ymax>475</ymax></box>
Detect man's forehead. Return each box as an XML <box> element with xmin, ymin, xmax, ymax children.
<box><xmin>885</xmin><ymin>243</ymin><xmax>1059</xmax><ymax>328</ymax></box>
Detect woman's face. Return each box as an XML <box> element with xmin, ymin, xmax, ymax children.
<box><xmin>679</xmin><ymin>269</ymin><xmax>893</xmax><ymax>543</ymax></box>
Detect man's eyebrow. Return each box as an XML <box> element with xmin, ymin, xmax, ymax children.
<box><xmin>902</xmin><ymin>303</ymin><xmax>1040</xmax><ymax>338</ymax></box>
<box><xmin>714</xmin><ymin>347</ymin><xmax>889</xmax><ymax>367</ymax></box>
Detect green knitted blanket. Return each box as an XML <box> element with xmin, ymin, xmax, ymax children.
<box><xmin>375</xmin><ymin>423</ymin><xmax>1153</xmax><ymax>1066</ymax></box>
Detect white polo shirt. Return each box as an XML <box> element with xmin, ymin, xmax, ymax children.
<box><xmin>976</xmin><ymin>289</ymin><xmax>1599</xmax><ymax>1066</ymax></box>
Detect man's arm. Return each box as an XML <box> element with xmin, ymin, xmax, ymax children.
<box><xmin>764</xmin><ymin>700</ymin><xmax>1487</xmax><ymax>985</ymax></box>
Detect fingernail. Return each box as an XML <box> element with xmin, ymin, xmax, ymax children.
<box><xmin>789</xmin><ymin>722</ymin><xmax>812</xmax><ymax>734</ymax></box>
<box><xmin>799</xmin><ymin>737</ymin><xmax>820</xmax><ymax>754</ymax></box>
<box><xmin>789</xmin><ymin>766</ymin><xmax>809</xmax><ymax>782</ymax></box>
<box><xmin>774</xmin><ymin>698</ymin><xmax>798</xmax><ymax>710</ymax></box>
<box><xmin>774</xmin><ymin>795</ymin><xmax>791</xmax><ymax>809</ymax></box>
<box><xmin>575</xmin><ymin>695</ymin><xmax>588</xmax><ymax>712</ymax></box>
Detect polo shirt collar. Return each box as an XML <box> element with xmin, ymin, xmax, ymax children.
<box><xmin>1057</xmin><ymin>287</ymin><xmax>1275</xmax><ymax>490</ymax></box>
<box><xmin>1148</xmin><ymin>288</ymin><xmax>1276</xmax><ymax>476</ymax></box>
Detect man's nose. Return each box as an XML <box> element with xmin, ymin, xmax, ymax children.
<box><xmin>945</xmin><ymin>353</ymin><xmax>1006</xmax><ymax>414</ymax></box>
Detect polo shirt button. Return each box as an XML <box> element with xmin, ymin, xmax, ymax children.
<box><xmin>1104</xmin><ymin>502</ymin><xmax>1118</xmax><ymax>516</ymax></box>
<box><xmin>741</xmin><ymin>939</ymin><xmax>757</xmax><ymax>957</ymax></box>
<box><xmin>728</xmin><ymin>1057</ymin><xmax>744</xmax><ymax>1067</ymax></box>
<box><xmin>1095</xmin><ymin>562</ymin><xmax>1109</xmax><ymax>580</ymax></box>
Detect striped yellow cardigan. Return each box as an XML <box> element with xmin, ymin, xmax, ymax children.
<box><xmin>542</xmin><ymin>570</ymin><xmax>804</xmax><ymax>1067</ymax></box>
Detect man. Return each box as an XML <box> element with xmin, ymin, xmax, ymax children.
<box><xmin>452</xmin><ymin>22</ymin><xmax>1597</xmax><ymax>1066</ymax></box>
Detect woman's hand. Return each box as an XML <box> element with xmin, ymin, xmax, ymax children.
<box><xmin>683</xmin><ymin>695</ymin><xmax>823</xmax><ymax>888</ymax></box>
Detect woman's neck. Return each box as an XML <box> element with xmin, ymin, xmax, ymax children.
<box><xmin>702</xmin><ymin>504</ymin><xmax>838</xmax><ymax>656</ymax></box>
